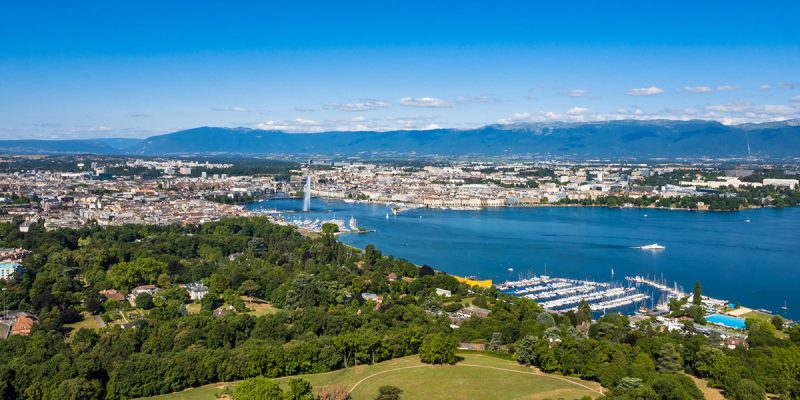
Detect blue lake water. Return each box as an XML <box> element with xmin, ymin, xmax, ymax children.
<box><xmin>249</xmin><ymin>199</ymin><xmax>800</xmax><ymax>319</ymax></box>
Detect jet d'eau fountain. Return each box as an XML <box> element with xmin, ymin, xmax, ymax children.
<box><xmin>302</xmin><ymin>176</ymin><xmax>311</xmax><ymax>212</ymax></box>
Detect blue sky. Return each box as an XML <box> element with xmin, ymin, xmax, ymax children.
<box><xmin>1</xmin><ymin>1</ymin><xmax>799</xmax><ymax>139</ymax></box>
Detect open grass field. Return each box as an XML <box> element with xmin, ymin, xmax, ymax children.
<box><xmin>142</xmin><ymin>353</ymin><xmax>603</xmax><ymax>400</ymax></box>
<box><xmin>142</xmin><ymin>353</ymin><xmax>601</xmax><ymax>400</ymax></box>
<box><xmin>64</xmin><ymin>312</ymin><xmax>102</xmax><ymax>338</ymax></box>
<box><xmin>241</xmin><ymin>296</ymin><xmax>279</xmax><ymax>316</ymax></box>
<box><xmin>186</xmin><ymin>297</ymin><xmax>278</xmax><ymax>317</ymax></box>
<box><xmin>741</xmin><ymin>311</ymin><xmax>790</xmax><ymax>339</ymax></box>
<box><xmin>185</xmin><ymin>303</ymin><xmax>202</xmax><ymax>315</ymax></box>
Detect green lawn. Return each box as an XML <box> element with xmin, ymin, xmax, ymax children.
<box><xmin>242</xmin><ymin>296</ymin><xmax>279</xmax><ymax>317</ymax></box>
<box><xmin>742</xmin><ymin>311</ymin><xmax>789</xmax><ymax>339</ymax></box>
<box><xmin>185</xmin><ymin>303</ymin><xmax>202</xmax><ymax>315</ymax></box>
<box><xmin>186</xmin><ymin>298</ymin><xmax>278</xmax><ymax>317</ymax></box>
<box><xmin>64</xmin><ymin>312</ymin><xmax>102</xmax><ymax>338</ymax></box>
<box><xmin>141</xmin><ymin>353</ymin><xmax>603</xmax><ymax>400</ymax></box>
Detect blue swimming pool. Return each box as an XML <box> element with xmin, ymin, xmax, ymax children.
<box><xmin>706</xmin><ymin>313</ymin><xmax>746</xmax><ymax>330</ymax></box>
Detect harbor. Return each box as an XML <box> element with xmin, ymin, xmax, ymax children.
<box><xmin>498</xmin><ymin>275</ymin><xmax>651</xmax><ymax>314</ymax></box>
<box><xmin>249</xmin><ymin>198</ymin><xmax>800</xmax><ymax>320</ymax></box>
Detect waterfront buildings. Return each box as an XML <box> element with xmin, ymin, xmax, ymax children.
<box><xmin>0</xmin><ymin>157</ymin><xmax>797</xmax><ymax>233</ymax></box>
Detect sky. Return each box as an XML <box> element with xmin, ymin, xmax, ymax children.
<box><xmin>1</xmin><ymin>1</ymin><xmax>799</xmax><ymax>139</ymax></box>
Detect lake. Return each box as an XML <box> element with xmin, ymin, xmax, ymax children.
<box><xmin>249</xmin><ymin>199</ymin><xmax>800</xmax><ymax>319</ymax></box>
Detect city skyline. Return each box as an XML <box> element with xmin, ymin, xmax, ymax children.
<box><xmin>1</xmin><ymin>1</ymin><xmax>799</xmax><ymax>139</ymax></box>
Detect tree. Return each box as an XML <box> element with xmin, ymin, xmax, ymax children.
<box><xmin>317</xmin><ymin>385</ymin><xmax>350</xmax><ymax>400</ymax></box>
<box><xmin>134</xmin><ymin>292</ymin><xmax>154</xmax><ymax>309</ymax></box>
<box><xmin>695</xmin><ymin>346</ymin><xmax>725</xmax><ymax>378</ymax></box>
<box><xmin>515</xmin><ymin>335</ymin><xmax>538</xmax><ymax>365</ymax></box>
<box><xmin>419</xmin><ymin>333</ymin><xmax>458</xmax><ymax>364</ymax></box>
<box><xmin>533</xmin><ymin>340</ymin><xmax>560</xmax><ymax>372</ymax></box>
<box><xmin>488</xmin><ymin>332</ymin><xmax>503</xmax><ymax>351</ymax></box>
<box><xmin>239</xmin><ymin>279</ymin><xmax>261</xmax><ymax>296</ymax></box>
<box><xmin>789</xmin><ymin>325</ymin><xmax>800</xmax><ymax>344</ymax></box>
<box><xmin>233</xmin><ymin>377</ymin><xmax>283</xmax><ymax>400</ymax></box>
<box><xmin>728</xmin><ymin>379</ymin><xmax>766</xmax><ymax>400</ymax></box>
<box><xmin>51</xmin><ymin>378</ymin><xmax>102</xmax><ymax>400</ymax></box>
<box><xmin>85</xmin><ymin>292</ymin><xmax>104</xmax><ymax>314</ymax></box>
<box><xmin>771</xmin><ymin>315</ymin><xmax>784</xmax><ymax>330</ymax></box>
<box><xmin>536</xmin><ymin>312</ymin><xmax>556</xmax><ymax>328</ymax></box>
<box><xmin>284</xmin><ymin>378</ymin><xmax>314</xmax><ymax>400</ymax></box>
<box><xmin>650</xmin><ymin>373</ymin><xmax>703</xmax><ymax>399</ymax></box>
<box><xmin>375</xmin><ymin>386</ymin><xmax>403</xmax><ymax>400</ymax></box>
<box><xmin>576</xmin><ymin>300</ymin><xmax>592</xmax><ymax>324</ymax></box>
<box><xmin>692</xmin><ymin>281</ymin><xmax>703</xmax><ymax>305</ymax></box>
<box><xmin>107</xmin><ymin>258</ymin><xmax>167</xmax><ymax>290</ymax></box>
<box><xmin>321</xmin><ymin>223</ymin><xmax>339</xmax><ymax>235</ymax></box>
<box><xmin>657</xmin><ymin>342</ymin><xmax>682</xmax><ymax>373</ymax></box>
<box><xmin>418</xmin><ymin>265</ymin><xmax>434</xmax><ymax>277</ymax></box>
<box><xmin>247</xmin><ymin>237</ymin><xmax>267</xmax><ymax>257</ymax></box>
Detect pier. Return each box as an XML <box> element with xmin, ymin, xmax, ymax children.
<box><xmin>625</xmin><ymin>275</ymin><xmax>686</xmax><ymax>298</ymax></box>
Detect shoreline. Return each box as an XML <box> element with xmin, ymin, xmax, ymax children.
<box><xmin>253</xmin><ymin>196</ymin><xmax>795</xmax><ymax>213</ymax></box>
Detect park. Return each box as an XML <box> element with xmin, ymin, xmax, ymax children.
<box><xmin>143</xmin><ymin>352</ymin><xmax>603</xmax><ymax>400</ymax></box>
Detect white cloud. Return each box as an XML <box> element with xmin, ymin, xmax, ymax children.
<box><xmin>567</xmin><ymin>107</ymin><xmax>589</xmax><ymax>115</ymax></box>
<box><xmin>256</xmin><ymin>118</ymin><xmax>323</xmax><ymax>132</ymax></box>
<box><xmin>627</xmin><ymin>86</ymin><xmax>664</xmax><ymax>96</ymax></box>
<box><xmin>759</xmin><ymin>84</ymin><xmax>771</xmax><ymax>90</ymax></box>
<box><xmin>564</xmin><ymin>89</ymin><xmax>588</xmax><ymax>97</ymax></box>
<box><xmin>250</xmin><ymin>115</ymin><xmax>454</xmax><ymax>133</ymax></box>
<box><xmin>327</xmin><ymin>99</ymin><xmax>391</xmax><ymax>112</ymax></box>
<box><xmin>792</xmin><ymin>96</ymin><xmax>800</xmax><ymax>103</ymax></box>
<box><xmin>454</xmin><ymin>95</ymin><xmax>499</xmax><ymax>104</ymax></box>
<box><xmin>716</xmin><ymin>85</ymin><xmax>737</xmax><ymax>91</ymax></box>
<box><xmin>498</xmin><ymin>101</ymin><xmax>800</xmax><ymax>126</ymax></box>
<box><xmin>706</xmin><ymin>102</ymin><xmax>751</xmax><ymax>113</ymax></box>
<box><xmin>680</xmin><ymin>86</ymin><xmax>712</xmax><ymax>93</ymax></box>
<box><xmin>762</xmin><ymin>104</ymin><xmax>796</xmax><ymax>114</ymax></box>
<box><xmin>212</xmin><ymin>106</ymin><xmax>249</xmax><ymax>112</ymax></box>
<box><xmin>399</xmin><ymin>97</ymin><xmax>452</xmax><ymax>108</ymax></box>
<box><xmin>85</xmin><ymin>126</ymin><xmax>113</xmax><ymax>132</ymax></box>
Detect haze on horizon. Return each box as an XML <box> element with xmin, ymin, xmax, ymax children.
<box><xmin>1</xmin><ymin>1</ymin><xmax>799</xmax><ymax>140</ymax></box>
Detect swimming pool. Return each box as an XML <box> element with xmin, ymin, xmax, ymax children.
<box><xmin>706</xmin><ymin>313</ymin><xmax>746</xmax><ymax>330</ymax></box>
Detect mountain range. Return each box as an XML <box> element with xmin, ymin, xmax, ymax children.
<box><xmin>1</xmin><ymin>119</ymin><xmax>799</xmax><ymax>159</ymax></box>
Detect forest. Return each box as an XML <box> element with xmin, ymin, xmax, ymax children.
<box><xmin>0</xmin><ymin>217</ymin><xmax>797</xmax><ymax>399</ymax></box>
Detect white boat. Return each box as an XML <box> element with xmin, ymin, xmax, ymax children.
<box><xmin>639</xmin><ymin>243</ymin><xmax>665</xmax><ymax>250</ymax></box>
<box><xmin>507</xmin><ymin>267</ymin><xmax>514</xmax><ymax>272</ymax></box>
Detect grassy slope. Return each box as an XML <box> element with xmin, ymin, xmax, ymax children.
<box><xmin>687</xmin><ymin>374</ymin><xmax>725</xmax><ymax>400</ymax></box>
<box><xmin>142</xmin><ymin>353</ymin><xmax>603</xmax><ymax>400</ymax></box>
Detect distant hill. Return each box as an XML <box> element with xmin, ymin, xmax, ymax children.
<box><xmin>95</xmin><ymin>138</ymin><xmax>144</xmax><ymax>151</ymax></box>
<box><xmin>132</xmin><ymin>119</ymin><xmax>800</xmax><ymax>159</ymax></box>
<box><xmin>2</xmin><ymin>120</ymin><xmax>799</xmax><ymax>159</ymax></box>
<box><xmin>0</xmin><ymin>139</ymin><xmax>119</xmax><ymax>154</ymax></box>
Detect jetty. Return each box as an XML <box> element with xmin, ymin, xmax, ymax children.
<box><xmin>625</xmin><ymin>275</ymin><xmax>686</xmax><ymax>298</ymax></box>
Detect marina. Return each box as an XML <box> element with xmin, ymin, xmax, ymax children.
<box><xmin>498</xmin><ymin>275</ymin><xmax>650</xmax><ymax>313</ymax></box>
